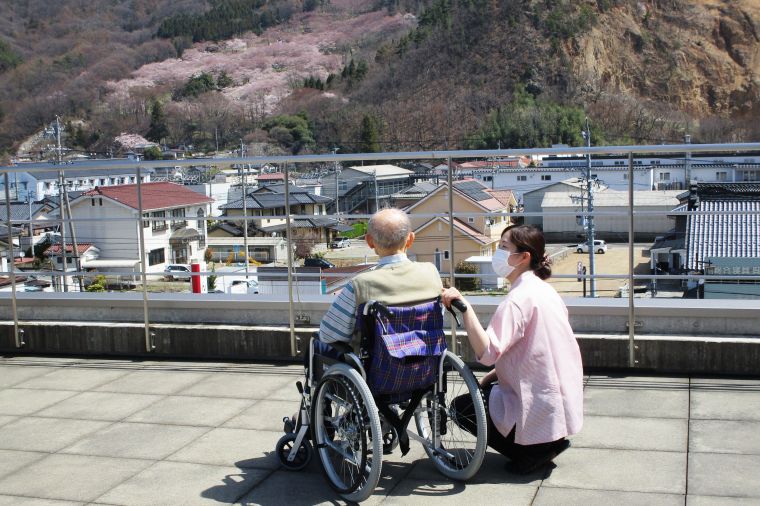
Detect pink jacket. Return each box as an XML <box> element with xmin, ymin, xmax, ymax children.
<box><xmin>479</xmin><ymin>270</ymin><xmax>584</xmax><ymax>445</ymax></box>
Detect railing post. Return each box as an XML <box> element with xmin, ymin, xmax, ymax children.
<box><xmin>627</xmin><ymin>152</ymin><xmax>636</xmax><ymax>367</ymax></box>
<box><xmin>446</xmin><ymin>157</ymin><xmax>459</xmax><ymax>356</ymax></box>
<box><xmin>136</xmin><ymin>168</ymin><xmax>154</xmax><ymax>352</ymax></box>
<box><xmin>3</xmin><ymin>173</ymin><xmax>23</xmax><ymax>348</ymax></box>
<box><xmin>285</xmin><ymin>164</ymin><xmax>297</xmax><ymax>357</ymax></box>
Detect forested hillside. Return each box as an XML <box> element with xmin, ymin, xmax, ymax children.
<box><xmin>0</xmin><ymin>0</ymin><xmax>757</xmax><ymax>159</ymax></box>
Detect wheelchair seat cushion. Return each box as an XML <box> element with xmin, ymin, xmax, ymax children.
<box><xmin>359</xmin><ymin>299</ymin><xmax>447</xmax><ymax>396</ymax></box>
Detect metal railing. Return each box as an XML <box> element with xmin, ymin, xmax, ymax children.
<box><xmin>3</xmin><ymin>142</ymin><xmax>760</xmax><ymax>366</ymax></box>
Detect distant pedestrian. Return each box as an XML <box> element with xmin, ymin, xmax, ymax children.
<box><xmin>442</xmin><ymin>224</ymin><xmax>583</xmax><ymax>474</ymax></box>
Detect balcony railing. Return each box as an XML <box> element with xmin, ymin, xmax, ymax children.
<box><xmin>2</xmin><ymin>142</ymin><xmax>760</xmax><ymax>364</ymax></box>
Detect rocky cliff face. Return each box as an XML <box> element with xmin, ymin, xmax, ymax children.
<box><xmin>571</xmin><ymin>1</ymin><xmax>759</xmax><ymax>115</ymax></box>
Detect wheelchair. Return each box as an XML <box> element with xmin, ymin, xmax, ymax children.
<box><xmin>275</xmin><ymin>298</ymin><xmax>488</xmax><ymax>502</ymax></box>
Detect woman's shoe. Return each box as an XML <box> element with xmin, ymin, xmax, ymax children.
<box><xmin>505</xmin><ymin>439</ymin><xmax>571</xmax><ymax>475</ymax></box>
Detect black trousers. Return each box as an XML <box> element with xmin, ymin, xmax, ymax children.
<box><xmin>453</xmin><ymin>382</ymin><xmax>562</xmax><ymax>462</ymax></box>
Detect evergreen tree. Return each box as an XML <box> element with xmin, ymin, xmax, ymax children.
<box><xmin>146</xmin><ymin>101</ymin><xmax>169</xmax><ymax>143</ymax></box>
<box><xmin>217</xmin><ymin>71</ymin><xmax>234</xmax><ymax>88</ymax></box>
<box><xmin>359</xmin><ymin>115</ymin><xmax>380</xmax><ymax>153</ymax></box>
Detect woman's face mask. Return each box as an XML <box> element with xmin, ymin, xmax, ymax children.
<box><xmin>492</xmin><ymin>248</ymin><xmax>519</xmax><ymax>278</ymax></box>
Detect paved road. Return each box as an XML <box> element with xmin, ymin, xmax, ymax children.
<box><xmin>0</xmin><ymin>356</ymin><xmax>759</xmax><ymax>504</ymax></box>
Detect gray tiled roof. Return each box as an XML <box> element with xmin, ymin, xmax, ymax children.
<box><xmin>221</xmin><ymin>185</ymin><xmax>332</xmax><ymax>211</ymax></box>
<box><xmin>0</xmin><ymin>202</ymin><xmax>48</xmax><ymax>222</ymax></box>
<box><xmin>686</xmin><ymin>200</ymin><xmax>760</xmax><ymax>270</ymax></box>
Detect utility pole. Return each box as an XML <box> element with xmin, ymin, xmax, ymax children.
<box><xmin>332</xmin><ymin>148</ymin><xmax>340</xmax><ymax>214</ymax></box>
<box><xmin>239</xmin><ymin>150</ymin><xmax>249</xmax><ymax>280</ymax></box>
<box><xmin>63</xmin><ymin>181</ymin><xmax>84</xmax><ymax>291</ymax></box>
<box><xmin>582</xmin><ymin>117</ymin><xmax>597</xmax><ymax>297</ymax></box>
<box><xmin>684</xmin><ymin>134</ymin><xmax>692</xmax><ymax>188</ymax></box>
<box><xmin>372</xmin><ymin>168</ymin><xmax>379</xmax><ymax>212</ymax></box>
<box><xmin>55</xmin><ymin>117</ymin><xmax>68</xmax><ymax>292</ymax></box>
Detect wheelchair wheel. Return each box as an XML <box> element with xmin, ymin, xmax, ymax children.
<box><xmin>414</xmin><ymin>351</ymin><xmax>487</xmax><ymax>481</ymax></box>
<box><xmin>312</xmin><ymin>363</ymin><xmax>382</xmax><ymax>503</ymax></box>
<box><xmin>276</xmin><ymin>432</ymin><xmax>312</xmax><ymax>471</ymax></box>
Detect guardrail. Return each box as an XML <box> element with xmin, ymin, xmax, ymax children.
<box><xmin>3</xmin><ymin>142</ymin><xmax>760</xmax><ymax>366</ymax></box>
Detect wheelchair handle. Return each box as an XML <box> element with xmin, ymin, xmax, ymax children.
<box><xmin>447</xmin><ymin>299</ymin><xmax>467</xmax><ymax>328</ymax></box>
<box><xmin>450</xmin><ymin>299</ymin><xmax>468</xmax><ymax>314</ymax></box>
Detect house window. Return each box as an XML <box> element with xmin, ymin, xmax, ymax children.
<box><xmin>142</xmin><ymin>213</ymin><xmax>150</xmax><ymax>228</ymax></box>
<box><xmin>659</xmin><ymin>172</ymin><xmax>671</xmax><ymax>181</ymax></box>
<box><xmin>148</xmin><ymin>248</ymin><xmax>165</xmax><ymax>266</ymax></box>
<box><xmin>444</xmin><ymin>250</ymin><xmax>450</xmax><ymax>260</ymax></box>
<box><xmin>623</xmin><ymin>174</ymin><xmax>629</xmax><ymax>180</ymax></box>
<box><xmin>467</xmin><ymin>217</ymin><xmax>475</xmax><ymax>223</ymax></box>
<box><xmin>196</xmin><ymin>209</ymin><xmax>205</xmax><ymax>229</ymax></box>
<box><xmin>716</xmin><ymin>171</ymin><xmax>727</xmax><ymax>181</ymax></box>
<box><xmin>338</xmin><ymin>181</ymin><xmax>347</xmax><ymax>191</ymax></box>
<box><xmin>482</xmin><ymin>175</ymin><xmax>493</xmax><ymax>182</ymax></box>
<box><xmin>171</xmin><ymin>208</ymin><xmax>186</xmax><ymax>229</ymax></box>
<box><xmin>541</xmin><ymin>175</ymin><xmax>551</xmax><ymax>181</ymax></box>
<box><xmin>742</xmin><ymin>170</ymin><xmax>759</xmax><ymax>181</ymax></box>
<box><xmin>91</xmin><ymin>199</ymin><xmax>96</xmax><ymax>206</ymax></box>
<box><xmin>152</xmin><ymin>211</ymin><xmax>167</xmax><ymax>232</ymax></box>
<box><xmin>99</xmin><ymin>179</ymin><xmax>105</xmax><ymax>185</ymax></box>
<box><xmin>517</xmin><ymin>175</ymin><xmax>527</xmax><ymax>181</ymax></box>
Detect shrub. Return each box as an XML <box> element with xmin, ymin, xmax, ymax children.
<box><xmin>86</xmin><ymin>274</ymin><xmax>107</xmax><ymax>292</ymax></box>
<box><xmin>455</xmin><ymin>261</ymin><xmax>480</xmax><ymax>292</ymax></box>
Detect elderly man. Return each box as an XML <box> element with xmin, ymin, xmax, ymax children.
<box><xmin>318</xmin><ymin>207</ymin><xmax>442</xmax><ymax>347</ymax></box>
<box><xmin>285</xmin><ymin>207</ymin><xmax>443</xmax><ymax>433</ymax></box>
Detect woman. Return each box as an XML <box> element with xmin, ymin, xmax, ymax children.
<box><xmin>442</xmin><ymin>224</ymin><xmax>583</xmax><ymax>474</ymax></box>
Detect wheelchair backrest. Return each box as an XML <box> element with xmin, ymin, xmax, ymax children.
<box><xmin>357</xmin><ymin>298</ymin><xmax>447</xmax><ymax>396</ymax></box>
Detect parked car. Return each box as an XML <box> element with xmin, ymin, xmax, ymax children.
<box><xmin>330</xmin><ymin>237</ymin><xmax>351</xmax><ymax>249</ymax></box>
<box><xmin>576</xmin><ymin>240</ymin><xmax>608</xmax><ymax>254</ymax></box>
<box><xmin>229</xmin><ymin>279</ymin><xmax>259</xmax><ymax>294</ymax></box>
<box><xmin>304</xmin><ymin>257</ymin><xmax>336</xmax><ymax>269</ymax></box>
<box><xmin>164</xmin><ymin>264</ymin><xmax>191</xmax><ymax>280</ymax></box>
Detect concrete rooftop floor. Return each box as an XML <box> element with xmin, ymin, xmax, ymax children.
<box><xmin>0</xmin><ymin>356</ymin><xmax>759</xmax><ymax>505</ymax></box>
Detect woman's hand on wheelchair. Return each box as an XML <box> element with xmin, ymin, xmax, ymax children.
<box><xmin>442</xmin><ymin>287</ymin><xmax>469</xmax><ymax>312</ymax></box>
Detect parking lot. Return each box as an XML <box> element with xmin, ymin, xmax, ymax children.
<box><xmin>547</xmin><ymin>243</ymin><xmax>651</xmax><ymax>297</ymax></box>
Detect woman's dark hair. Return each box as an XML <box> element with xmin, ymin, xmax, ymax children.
<box><xmin>501</xmin><ymin>224</ymin><xmax>552</xmax><ymax>280</ymax></box>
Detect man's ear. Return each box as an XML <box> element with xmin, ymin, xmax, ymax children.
<box><xmin>405</xmin><ymin>232</ymin><xmax>415</xmax><ymax>249</ymax></box>
<box><xmin>366</xmin><ymin>234</ymin><xmax>375</xmax><ymax>249</ymax></box>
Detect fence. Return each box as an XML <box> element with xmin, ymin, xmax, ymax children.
<box><xmin>3</xmin><ymin>142</ymin><xmax>760</xmax><ymax>366</ymax></box>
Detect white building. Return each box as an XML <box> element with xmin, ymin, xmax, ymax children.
<box><xmin>68</xmin><ymin>182</ymin><xmax>213</xmax><ymax>276</ymax></box>
<box><xmin>1</xmin><ymin>165</ymin><xmax>155</xmax><ymax>200</ymax></box>
<box><xmin>540</xmin><ymin>189</ymin><xmax>683</xmax><ymax>242</ymax></box>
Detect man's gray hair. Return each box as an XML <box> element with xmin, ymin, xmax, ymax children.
<box><xmin>368</xmin><ymin>208</ymin><xmax>411</xmax><ymax>250</ymax></box>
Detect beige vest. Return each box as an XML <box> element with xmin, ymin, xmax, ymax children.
<box><xmin>352</xmin><ymin>260</ymin><xmax>443</xmax><ymax>308</ymax></box>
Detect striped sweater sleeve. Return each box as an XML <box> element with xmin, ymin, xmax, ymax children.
<box><xmin>319</xmin><ymin>282</ymin><xmax>357</xmax><ymax>343</ymax></box>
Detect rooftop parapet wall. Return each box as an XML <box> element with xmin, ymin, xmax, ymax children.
<box><xmin>1</xmin><ymin>294</ymin><xmax>759</xmax><ymax>376</ymax></box>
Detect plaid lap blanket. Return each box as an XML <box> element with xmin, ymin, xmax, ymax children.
<box><xmin>358</xmin><ymin>300</ymin><xmax>447</xmax><ymax>396</ymax></box>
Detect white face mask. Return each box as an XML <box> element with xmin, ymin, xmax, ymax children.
<box><xmin>492</xmin><ymin>248</ymin><xmax>517</xmax><ymax>278</ymax></box>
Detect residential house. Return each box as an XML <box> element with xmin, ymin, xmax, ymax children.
<box><xmin>213</xmin><ymin>183</ymin><xmax>345</xmax><ymax>263</ymax></box>
<box><xmin>68</xmin><ymin>182</ymin><xmax>213</xmax><ymax>276</ymax></box>
<box><xmin>0</xmin><ymin>201</ymin><xmax>56</xmax><ymax>253</ymax></box>
<box><xmin>652</xmin><ymin>183</ymin><xmax>760</xmax><ymax>298</ymax></box>
<box><xmin>0</xmin><ymin>224</ymin><xmax>24</xmax><ymax>260</ymax></box>
<box><xmin>406</xmin><ymin>179</ymin><xmax>516</xmax><ymax>273</ymax></box>
<box><xmin>322</xmin><ymin>165</ymin><xmax>414</xmax><ymax>213</ymax></box>
<box><xmin>388</xmin><ymin>181</ymin><xmax>442</xmax><ymax>208</ymax></box>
